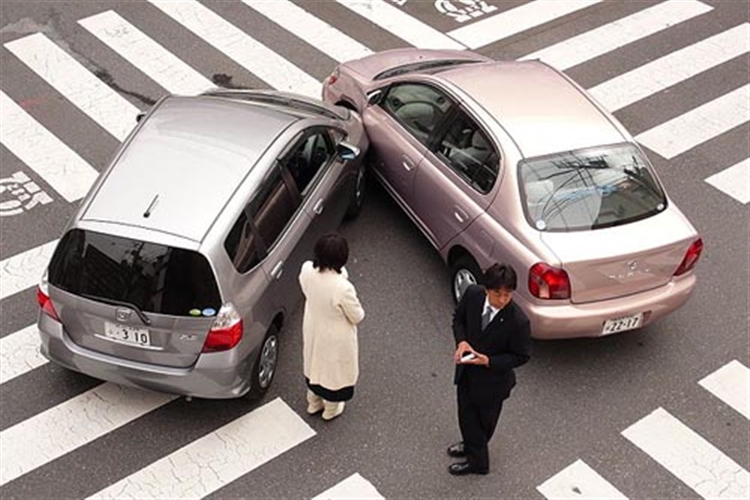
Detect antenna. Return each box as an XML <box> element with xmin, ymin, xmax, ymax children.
<box><xmin>143</xmin><ymin>194</ymin><xmax>159</xmax><ymax>218</ymax></box>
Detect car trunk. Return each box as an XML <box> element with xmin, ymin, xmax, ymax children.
<box><xmin>540</xmin><ymin>210</ymin><xmax>695</xmax><ymax>304</ymax></box>
<box><xmin>46</xmin><ymin>228</ymin><xmax>223</xmax><ymax>368</ymax></box>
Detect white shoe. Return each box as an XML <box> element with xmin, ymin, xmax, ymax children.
<box><xmin>322</xmin><ymin>402</ymin><xmax>345</xmax><ymax>421</ymax></box>
<box><xmin>306</xmin><ymin>390</ymin><xmax>324</xmax><ymax>415</ymax></box>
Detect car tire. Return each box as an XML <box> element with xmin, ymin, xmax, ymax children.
<box><xmin>344</xmin><ymin>161</ymin><xmax>367</xmax><ymax>221</ymax></box>
<box><xmin>450</xmin><ymin>255</ymin><xmax>482</xmax><ymax>304</ymax></box>
<box><xmin>247</xmin><ymin>325</ymin><xmax>279</xmax><ymax>400</ymax></box>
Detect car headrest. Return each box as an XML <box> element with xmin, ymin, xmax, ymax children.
<box><xmin>471</xmin><ymin>131</ymin><xmax>488</xmax><ymax>150</ymax></box>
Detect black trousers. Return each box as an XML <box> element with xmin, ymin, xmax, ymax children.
<box><xmin>457</xmin><ymin>382</ymin><xmax>504</xmax><ymax>472</ymax></box>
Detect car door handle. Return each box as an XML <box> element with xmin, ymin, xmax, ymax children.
<box><xmin>454</xmin><ymin>208</ymin><xmax>468</xmax><ymax>224</ymax></box>
<box><xmin>313</xmin><ymin>199</ymin><xmax>324</xmax><ymax>215</ymax></box>
<box><xmin>270</xmin><ymin>261</ymin><xmax>284</xmax><ymax>280</ymax></box>
<box><xmin>402</xmin><ymin>158</ymin><xmax>415</xmax><ymax>172</ymax></box>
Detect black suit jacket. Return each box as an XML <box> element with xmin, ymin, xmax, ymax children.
<box><xmin>453</xmin><ymin>284</ymin><xmax>531</xmax><ymax>405</ymax></box>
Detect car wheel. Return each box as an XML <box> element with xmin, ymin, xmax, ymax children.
<box><xmin>248</xmin><ymin>326</ymin><xmax>279</xmax><ymax>399</ymax></box>
<box><xmin>451</xmin><ymin>255</ymin><xmax>482</xmax><ymax>304</ymax></box>
<box><xmin>344</xmin><ymin>162</ymin><xmax>366</xmax><ymax>221</ymax></box>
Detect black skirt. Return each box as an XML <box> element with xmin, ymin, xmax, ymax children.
<box><xmin>306</xmin><ymin>377</ymin><xmax>354</xmax><ymax>402</ymax></box>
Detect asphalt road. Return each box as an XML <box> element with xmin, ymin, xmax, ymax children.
<box><xmin>0</xmin><ymin>1</ymin><xmax>748</xmax><ymax>499</ymax></box>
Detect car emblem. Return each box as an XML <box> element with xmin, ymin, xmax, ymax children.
<box><xmin>115</xmin><ymin>308</ymin><xmax>132</xmax><ymax>322</ymax></box>
<box><xmin>628</xmin><ymin>260</ymin><xmax>638</xmax><ymax>271</ymax></box>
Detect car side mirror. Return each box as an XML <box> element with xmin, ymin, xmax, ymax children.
<box><xmin>336</xmin><ymin>142</ymin><xmax>360</xmax><ymax>161</ymax></box>
<box><xmin>366</xmin><ymin>90</ymin><xmax>383</xmax><ymax>107</ymax></box>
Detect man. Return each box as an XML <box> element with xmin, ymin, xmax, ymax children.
<box><xmin>448</xmin><ymin>263</ymin><xmax>531</xmax><ymax>475</ymax></box>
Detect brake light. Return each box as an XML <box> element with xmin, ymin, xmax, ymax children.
<box><xmin>202</xmin><ymin>303</ymin><xmax>243</xmax><ymax>352</ymax></box>
<box><xmin>674</xmin><ymin>238</ymin><xmax>703</xmax><ymax>276</ymax></box>
<box><xmin>529</xmin><ymin>263</ymin><xmax>571</xmax><ymax>300</ymax></box>
<box><xmin>36</xmin><ymin>275</ymin><xmax>60</xmax><ymax>322</ymax></box>
<box><xmin>327</xmin><ymin>67</ymin><xmax>340</xmax><ymax>85</ymax></box>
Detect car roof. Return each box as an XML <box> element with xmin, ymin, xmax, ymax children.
<box><xmin>81</xmin><ymin>95</ymin><xmax>298</xmax><ymax>243</ymax></box>
<box><xmin>437</xmin><ymin>60</ymin><xmax>625</xmax><ymax>158</ymax></box>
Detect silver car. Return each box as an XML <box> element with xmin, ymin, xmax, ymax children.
<box><xmin>37</xmin><ymin>90</ymin><xmax>369</xmax><ymax>399</ymax></box>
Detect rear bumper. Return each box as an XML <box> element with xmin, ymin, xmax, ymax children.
<box><xmin>37</xmin><ymin>315</ymin><xmax>255</xmax><ymax>399</ymax></box>
<box><xmin>521</xmin><ymin>273</ymin><xmax>697</xmax><ymax>339</ymax></box>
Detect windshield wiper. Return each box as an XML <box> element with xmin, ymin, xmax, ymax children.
<box><xmin>80</xmin><ymin>293</ymin><xmax>152</xmax><ymax>326</ymax></box>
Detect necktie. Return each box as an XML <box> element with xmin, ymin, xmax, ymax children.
<box><xmin>481</xmin><ymin>305</ymin><xmax>493</xmax><ymax>330</ymax></box>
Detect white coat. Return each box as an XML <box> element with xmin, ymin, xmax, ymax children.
<box><xmin>299</xmin><ymin>260</ymin><xmax>365</xmax><ymax>391</ymax></box>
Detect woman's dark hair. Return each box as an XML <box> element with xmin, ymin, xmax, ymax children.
<box><xmin>483</xmin><ymin>263</ymin><xmax>517</xmax><ymax>291</ymax></box>
<box><xmin>313</xmin><ymin>233</ymin><xmax>349</xmax><ymax>273</ymax></box>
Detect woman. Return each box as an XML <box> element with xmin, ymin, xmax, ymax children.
<box><xmin>299</xmin><ymin>233</ymin><xmax>365</xmax><ymax>421</ymax></box>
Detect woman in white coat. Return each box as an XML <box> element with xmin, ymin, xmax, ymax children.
<box><xmin>299</xmin><ymin>234</ymin><xmax>365</xmax><ymax>421</ymax></box>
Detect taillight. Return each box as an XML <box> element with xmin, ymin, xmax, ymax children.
<box><xmin>529</xmin><ymin>263</ymin><xmax>571</xmax><ymax>300</ymax></box>
<box><xmin>674</xmin><ymin>238</ymin><xmax>703</xmax><ymax>276</ymax></box>
<box><xmin>327</xmin><ymin>67</ymin><xmax>340</xmax><ymax>85</ymax></box>
<box><xmin>37</xmin><ymin>273</ymin><xmax>60</xmax><ymax>322</ymax></box>
<box><xmin>202</xmin><ymin>303</ymin><xmax>243</xmax><ymax>353</ymax></box>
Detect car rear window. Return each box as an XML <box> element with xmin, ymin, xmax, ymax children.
<box><xmin>519</xmin><ymin>144</ymin><xmax>667</xmax><ymax>232</ymax></box>
<box><xmin>48</xmin><ymin>228</ymin><xmax>221</xmax><ymax>316</ymax></box>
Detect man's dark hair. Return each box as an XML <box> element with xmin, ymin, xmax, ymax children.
<box><xmin>483</xmin><ymin>263</ymin><xmax>517</xmax><ymax>291</ymax></box>
<box><xmin>313</xmin><ymin>233</ymin><xmax>349</xmax><ymax>273</ymax></box>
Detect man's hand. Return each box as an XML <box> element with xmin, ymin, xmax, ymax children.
<box><xmin>454</xmin><ymin>341</ymin><xmax>472</xmax><ymax>363</ymax></box>
<box><xmin>454</xmin><ymin>341</ymin><xmax>489</xmax><ymax>367</ymax></box>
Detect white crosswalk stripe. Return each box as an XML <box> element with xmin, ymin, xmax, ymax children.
<box><xmin>705</xmin><ymin>159</ymin><xmax>750</xmax><ymax>205</ymax></box>
<box><xmin>537</xmin><ymin>459</ymin><xmax>628</xmax><ymax>500</ymax></box>
<box><xmin>0</xmin><ymin>239</ymin><xmax>58</xmax><ymax>301</ymax></box>
<box><xmin>0</xmin><ymin>324</ymin><xmax>47</xmax><ymax>385</ymax></box>
<box><xmin>699</xmin><ymin>360</ymin><xmax>750</xmax><ymax>420</ymax></box>
<box><xmin>4</xmin><ymin>32</ymin><xmax>141</xmax><ymax>141</ymax></box>
<box><xmin>312</xmin><ymin>473</ymin><xmax>385</xmax><ymax>500</ymax></box>
<box><xmin>78</xmin><ymin>10</ymin><xmax>215</xmax><ymax>96</ymax></box>
<box><xmin>88</xmin><ymin>398</ymin><xmax>315</xmax><ymax>500</ymax></box>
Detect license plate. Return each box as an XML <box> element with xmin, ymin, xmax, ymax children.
<box><xmin>602</xmin><ymin>313</ymin><xmax>643</xmax><ymax>335</ymax></box>
<box><xmin>104</xmin><ymin>322</ymin><xmax>151</xmax><ymax>347</ymax></box>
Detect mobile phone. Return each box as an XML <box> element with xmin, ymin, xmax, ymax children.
<box><xmin>460</xmin><ymin>352</ymin><xmax>477</xmax><ymax>363</ymax></box>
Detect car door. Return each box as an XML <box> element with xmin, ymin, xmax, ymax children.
<box><xmin>411</xmin><ymin>107</ymin><xmax>500</xmax><ymax>249</ymax></box>
<box><xmin>363</xmin><ymin>82</ymin><xmax>454</xmax><ymax>207</ymax></box>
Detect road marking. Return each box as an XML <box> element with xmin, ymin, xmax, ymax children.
<box><xmin>522</xmin><ymin>0</ymin><xmax>712</xmax><ymax>71</ymax></box>
<box><xmin>88</xmin><ymin>398</ymin><xmax>315</xmax><ymax>499</ymax></box>
<box><xmin>447</xmin><ymin>0</ymin><xmax>603</xmax><ymax>50</ymax></box>
<box><xmin>313</xmin><ymin>473</ymin><xmax>385</xmax><ymax>500</ymax></box>
<box><xmin>0</xmin><ymin>325</ymin><xmax>47</xmax><ymax>386</ymax></box>
<box><xmin>635</xmin><ymin>84</ymin><xmax>749</xmax><ymax>159</ymax></box>
<box><xmin>699</xmin><ymin>360</ymin><xmax>750</xmax><ymax>419</ymax></box>
<box><xmin>0</xmin><ymin>383</ymin><xmax>176</xmax><ymax>486</ymax></box>
<box><xmin>537</xmin><ymin>459</ymin><xmax>628</xmax><ymax>500</ymax></box>
<box><xmin>622</xmin><ymin>407</ymin><xmax>749</xmax><ymax>499</ymax></box>
<box><xmin>148</xmin><ymin>0</ymin><xmax>321</xmax><ymax>98</ymax></box>
<box><xmin>242</xmin><ymin>0</ymin><xmax>373</xmax><ymax>62</ymax></box>
<box><xmin>589</xmin><ymin>23</ymin><xmax>750</xmax><ymax>112</ymax></box>
<box><xmin>0</xmin><ymin>239</ymin><xmax>58</xmax><ymax>301</ymax></box>
<box><xmin>4</xmin><ymin>33</ymin><xmax>141</xmax><ymax>141</ymax></box>
<box><xmin>78</xmin><ymin>10</ymin><xmax>214</xmax><ymax>96</ymax></box>
<box><xmin>0</xmin><ymin>91</ymin><xmax>99</xmax><ymax>202</ymax></box>
<box><xmin>705</xmin><ymin>159</ymin><xmax>750</xmax><ymax>205</ymax></box>
<box><xmin>335</xmin><ymin>0</ymin><xmax>463</xmax><ymax>50</ymax></box>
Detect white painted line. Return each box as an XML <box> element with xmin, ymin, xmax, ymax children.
<box><xmin>636</xmin><ymin>84</ymin><xmax>749</xmax><ymax>159</ymax></box>
<box><xmin>589</xmin><ymin>23</ymin><xmax>750</xmax><ymax>112</ymax></box>
<box><xmin>313</xmin><ymin>473</ymin><xmax>385</xmax><ymax>500</ymax></box>
<box><xmin>88</xmin><ymin>398</ymin><xmax>315</xmax><ymax>499</ymax></box>
<box><xmin>148</xmin><ymin>0</ymin><xmax>321</xmax><ymax>98</ymax></box>
<box><xmin>0</xmin><ymin>383</ymin><xmax>176</xmax><ymax>486</ymax></box>
<box><xmin>0</xmin><ymin>325</ymin><xmax>47</xmax><ymax>386</ymax></box>
<box><xmin>447</xmin><ymin>0</ymin><xmax>603</xmax><ymax>50</ymax></box>
<box><xmin>4</xmin><ymin>33</ymin><xmax>141</xmax><ymax>141</ymax></box>
<box><xmin>537</xmin><ymin>459</ymin><xmax>628</xmax><ymax>500</ymax></box>
<box><xmin>0</xmin><ymin>239</ymin><xmax>58</xmax><ymax>301</ymax></box>
<box><xmin>0</xmin><ymin>91</ymin><xmax>99</xmax><ymax>202</ymax></box>
<box><xmin>699</xmin><ymin>360</ymin><xmax>750</xmax><ymax>419</ymax></box>
<box><xmin>335</xmin><ymin>0</ymin><xmax>463</xmax><ymax>50</ymax></box>
<box><xmin>705</xmin><ymin>159</ymin><xmax>750</xmax><ymax>205</ymax></box>
<box><xmin>523</xmin><ymin>0</ymin><xmax>713</xmax><ymax>71</ymax></box>
<box><xmin>242</xmin><ymin>0</ymin><xmax>373</xmax><ymax>62</ymax></box>
<box><xmin>622</xmin><ymin>407</ymin><xmax>750</xmax><ymax>499</ymax></box>
<box><xmin>78</xmin><ymin>10</ymin><xmax>214</xmax><ymax>96</ymax></box>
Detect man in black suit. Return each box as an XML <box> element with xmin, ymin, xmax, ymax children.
<box><xmin>447</xmin><ymin>263</ymin><xmax>531</xmax><ymax>476</ymax></box>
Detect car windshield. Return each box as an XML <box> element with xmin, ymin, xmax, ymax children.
<box><xmin>519</xmin><ymin>144</ymin><xmax>667</xmax><ymax>232</ymax></box>
<box><xmin>48</xmin><ymin>228</ymin><xmax>222</xmax><ymax>316</ymax></box>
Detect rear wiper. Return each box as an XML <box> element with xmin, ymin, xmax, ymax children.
<box><xmin>80</xmin><ymin>293</ymin><xmax>152</xmax><ymax>326</ymax></box>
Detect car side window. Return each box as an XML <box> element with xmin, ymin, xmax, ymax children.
<box><xmin>282</xmin><ymin>131</ymin><xmax>335</xmax><ymax>197</ymax></box>
<box><xmin>382</xmin><ymin>83</ymin><xmax>453</xmax><ymax>145</ymax></box>
<box><xmin>224</xmin><ymin>166</ymin><xmax>299</xmax><ymax>273</ymax></box>
<box><xmin>434</xmin><ymin>111</ymin><xmax>499</xmax><ymax>194</ymax></box>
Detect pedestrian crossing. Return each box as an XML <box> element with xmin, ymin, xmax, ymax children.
<box><xmin>0</xmin><ymin>1</ymin><xmax>748</xmax><ymax>498</ymax></box>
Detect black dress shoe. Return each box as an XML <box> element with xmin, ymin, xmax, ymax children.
<box><xmin>447</xmin><ymin>442</ymin><xmax>466</xmax><ymax>458</ymax></box>
<box><xmin>448</xmin><ymin>462</ymin><xmax>488</xmax><ymax>476</ymax></box>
